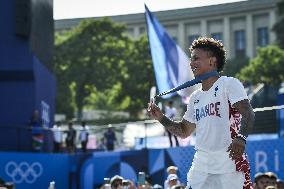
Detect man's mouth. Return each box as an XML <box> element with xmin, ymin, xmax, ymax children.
<box><xmin>192</xmin><ymin>67</ymin><xmax>197</xmax><ymax>73</ymax></box>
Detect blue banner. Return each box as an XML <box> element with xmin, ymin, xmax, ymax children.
<box><xmin>0</xmin><ymin>153</ymin><xmax>69</xmax><ymax>189</ymax></box>
<box><xmin>246</xmin><ymin>139</ymin><xmax>283</xmax><ymax>177</ymax></box>
<box><xmin>80</xmin><ymin>139</ymin><xmax>284</xmax><ymax>187</ymax></box>
<box><xmin>145</xmin><ymin>5</ymin><xmax>195</xmax><ymax>98</ymax></box>
<box><xmin>277</xmin><ymin>94</ymin><xmax>284</xmax><ymax>137</ymax></box>
<box><xmin>0</xmin><ymin>139</ymin><xmax>283</xmax><ymax>188</ymax></box>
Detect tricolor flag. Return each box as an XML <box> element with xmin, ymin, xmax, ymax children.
<box><xmin>145</xmin><ymin>5</ymin><xmax>196</xmax><ymax>100</ymax></box>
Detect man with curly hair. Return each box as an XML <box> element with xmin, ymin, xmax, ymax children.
<box><xmin>147</xmin><ymin>37</ymin><xmax>255</xmax><ymax>189</ymax></box>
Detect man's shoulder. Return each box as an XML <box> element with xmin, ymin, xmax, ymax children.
<box><xmin>190</xmin><ymin>88</ymin><xmax>201</xmax><ymax>97</ymax></box>
<box><xmin>218</xmin><ymin>76</ymin><xmax>244</xmax><ymax>89</ymax></box>
<box><xmin>220</xmin><ymin>76</ymin><xmax>241</xmax><ymax>83</ymax></box>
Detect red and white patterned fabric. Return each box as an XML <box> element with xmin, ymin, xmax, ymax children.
<box><xmin>229</xmin><ymin>102</ymin><xmax>253</xmax><ymax>189</ymax></box>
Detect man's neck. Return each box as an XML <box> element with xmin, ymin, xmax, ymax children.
<box><xmin>201</xmin><ymin>76</ymin><xmax>219</xmax><ymax>91</ymax></box>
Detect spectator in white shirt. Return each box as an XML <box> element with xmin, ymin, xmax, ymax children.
<box><xmin>52</xmin><ymin>121</ymin><xmax>63</xmax><ymax>153</ymax></box>
<box><xmin>79</xmin><ymin>121</ymin><xmax>89</xmax><ymax>152</ymax></box>
<box><xmin>164</xmin><ymin>166</ymin><xmax>180</xmax><ymax>189</ymax></box>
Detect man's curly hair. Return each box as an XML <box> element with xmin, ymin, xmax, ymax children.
<box><xmin>189</xmin><ymin>37</ymin><xmax>226</xmax><ymax>72</ymax></box>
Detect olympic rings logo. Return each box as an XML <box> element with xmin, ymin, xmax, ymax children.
<box><xmin>5</xmin><ymin>161</ymin><xmax>43</xmax><ymax>184</ymax></box>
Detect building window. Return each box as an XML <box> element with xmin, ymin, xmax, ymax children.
<box><xmin>139</xmin><ymin>27</ymin><xmax>145</xmax><ymax>34</ymax></box>
<box><xmin>257</xmin><ymin>27</ymin><xmax>269</xmax><ymax>47</ymax></box>
<box><xmin>188</xmin><ymin>35</ymin><xmax>199</xmax><ymax>46</ymax></box>
<box><xmin>234</xmin><ymin>30</ymin><xmax>246</xmax><ymax>56</ymax></box>
<box><xmin>211</xmin><ymin>33</ymin><xmax>222</xmax><ymax>41</ymax></box>
<box><xmin>126</xmin><ymin>28</ymin><xmax>134</xmax><ymax>37</ymax></box>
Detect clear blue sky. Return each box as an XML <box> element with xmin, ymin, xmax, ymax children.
<box><xmin>54</xmin><ymin>0</ymin><xmax>246</xmax><ymax>20</ymax></box>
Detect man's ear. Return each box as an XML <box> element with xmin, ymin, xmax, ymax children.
<box><xmin>211</xmin><ymin>57</ymin><xmax>217</xmax><ymax>67</ymax></box>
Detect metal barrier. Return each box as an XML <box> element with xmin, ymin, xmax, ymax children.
<box><xmin>0</xmin><ymin>105</ymin><xmax>283</xmax><ymax>152</ymax></box>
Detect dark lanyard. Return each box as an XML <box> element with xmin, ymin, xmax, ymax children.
<box><xmin>155</xmin><ymin>70</ymin><xmax>219</xmax><ymax>98</ymax></box>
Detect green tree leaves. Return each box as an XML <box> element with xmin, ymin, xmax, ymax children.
<box><xmin>237</xmin><ymin>45</ymin><xmax>284</xmax><ymax>87</ymax></box>
<box><xmin>54</xmin><ymin>18</ymin><xmax>154</xmax><ymax>119</ymax></box>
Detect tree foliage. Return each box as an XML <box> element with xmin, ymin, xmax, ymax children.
<box><xmin>222</xmin><ymin>56</ymin><xmax>249</xmax><ymax>77</ymax></box>
<box><xmin>237</xmin><ymin>45</ymin><xmax>284</xmax><ymax>87</ymax></box>
<box><xmin>54</xmin><ymin>31</ymin><xmax>76</xmax><ymax>118</ymax></box>
<box><xmin>54</xmin><ymin>18</ymin><xmax>154</xmax><ymax>119</ymax></box>
<box><xmin>118</xmin><ymin>35</ymin><xmax>155</xmax><ymax>116</ymax></box>
<box><xmin>85</xmin><ymin>35</ymin><xmax>155</xmax><ymax>117</ymax></box>
<box><xmin>273</xmin><ymin>0</ymin><xmax>284</xmax><ymax>48</ymax></box>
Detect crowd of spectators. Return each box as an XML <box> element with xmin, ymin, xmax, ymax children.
<box><xmin>100</xmin><ymin>166</ymin><xmax>185</xmax><ymax>189</ymax></box>
<box><xmin>50</xmin><ymin>120</ymin><xmax>93</xmax><ymax>153</ymax></box>
<box><xmin>98</xmin><ymin>167</ymin><xmax>284</xmax><ymax>189</ymax></box>
<box><xmin>0</xmin><ymin>177</ymin><xmax>14</xmax><ymax>189</ymax></box>
<box><xmin>253</xmin><ymin>171</ymin><xmax>284</xmax><ymax>189</ymax></box>
<box><xmin>49</xmin><ymin>121</ymin><xmax>118</xmax><ymax>153</ymax></box>
<box><xmin>28</xmin><ymin>114</ymin><xmax>120</xmax><ymax>153</ymax></box>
